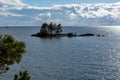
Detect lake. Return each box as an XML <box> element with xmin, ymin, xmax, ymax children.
<box><xmin>0</xmin><ymin>26</ymin><xmax>120</xmax><ymax>80</ymax></box>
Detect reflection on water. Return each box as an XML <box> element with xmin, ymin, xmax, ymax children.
<box><xmin>0</xmin><ymin>26</ymin><xmax>120</xmax><ymax>80</ymax></box>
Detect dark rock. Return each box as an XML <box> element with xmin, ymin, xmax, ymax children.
<box><xmin>79</xmin><ymin>33</ymin><xmax>94</xmax><ymax>36</ymax></box>
<box><xmin>31</xmin><ymin>32</ymin><xmax>48</xmax><ymax>37</ymax></box>
<box><xmin>96</xmin><ymin>34</ymin><xmax>100</xmax><ymax>37</ymax></box>
<box><xmin>67</xmin><ymin>33</ymin><xmax>74</xmax><ymax>37</ymax></box>
<box><xmin>96</xmin><ymin>34</ymin><xmax>105</xmax><ymax>37</ymax></box>
<box><xmin>31</xmin><ymin>32</ymin><xmax>105</xmax><ymax>38</ymax></box>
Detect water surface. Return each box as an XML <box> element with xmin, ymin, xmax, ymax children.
<box><xmin>0</xmin><ymin>26</ymin><xmax>120</xmax><ymax>80</ymax></box>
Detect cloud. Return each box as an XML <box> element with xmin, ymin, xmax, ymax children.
<box><xmin>0</xmin><ymin>0</ymin><xmax>120</xmax><ymax>26</ymax></box>
<box><xmin>0</xmin><ymin>11</ymin><xmax>24</xmax><ymax>17</ymax></box>
<box><xmin>0</xmin><ymin>0</ymin><xmax>25</xmax><ymax>9</ymax></box>
<box><xmin>35</xmin><ymin>13</ymin><xmax>51</xmax><ymax>20</ymax></box>
<box><xmin>68</xmin><ymin>12</ymin><xmax>77</xmax><ymax>19</ymax></box>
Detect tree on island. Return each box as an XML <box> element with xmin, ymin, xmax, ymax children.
<box><xmin>31</xmin><ymin>22</ymin><xmax>78</xmax><ymax>37</ymax></box>
<box><xmin>55</xmin><ymin>24</ymin><xmax>62</xmax><ymax>34</ymax></box>
<box><xmin>40</xmin><ymin>22</ymin><xmax>62</xmax><ymax>36</ymax></box>
<box><xmin>40</xmin><ymin>23</ymin><xmax>48</xmax><ymax>36</ymax></box>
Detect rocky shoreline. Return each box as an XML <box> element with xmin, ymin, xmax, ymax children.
<box><xmin>31</xmin><ymin>32</ymin><xmax>104</xmax><ymax>38</ymax></box>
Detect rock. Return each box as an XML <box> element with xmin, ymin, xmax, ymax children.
<box><xmin>67</xmin><ymin>33</ymin><xmax>75</xmax><ymax>37</ymax></box>
<box><xmin>96</xmin><ymin>34</ymin><xmax>105</xmax><ymax>37</ymax></box>
<box><xmin>31</xmin><ymin>32</ymin><xmax>105</xmax><ymax>38</ymax></box>
<box><xmin>79</xmin><ymin>33</ymin><xmax>94</xmax><ymax>36</ymax></box>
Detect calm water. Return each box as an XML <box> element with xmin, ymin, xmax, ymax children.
<box><xmin>0</xmin><ymin>26</ymin><xmax>120</xmax><ymax>80</ymax></box>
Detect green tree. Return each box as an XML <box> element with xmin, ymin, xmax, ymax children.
<box><xmin>0</xmin><ymin>34</ymin><xmax>25</xmax><ymax>74</ymax></box>
<box><xmin>14</xmin><ymin>70</ymin><xmax>31</xmax><ymax>80</ymax></box>
<box><xmin>48</xmin><ymin>22</ymin><xmax>56</xmax><ymax>34</ymax></box>
<box><xmin>40</xmin><ymin>22</ymin><xmax>63</xmax><ymax>35</ymax></box>
<box><xmin>40</xmin><ymin>23</ymin><xmax>49</xmax><ymax>37</ymax></box>
<box><xmin>55</xmin><ymin>24</ymin><xmax>62</xmax><ymax>34</ymax></box>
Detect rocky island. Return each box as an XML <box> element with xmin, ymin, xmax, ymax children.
<box><xmin>31</xmin><ymin>22</ymin><xmax>104</xmax><ymax>38</ymax></box>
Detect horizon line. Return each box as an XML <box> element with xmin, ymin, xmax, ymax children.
<box><xmin>0</xmin><ymin>25</ymin><xmax>120</xmax><ymax>28</ymax></box>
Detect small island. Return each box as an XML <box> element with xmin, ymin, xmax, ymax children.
<box><xmin>31</xmin><ymin>22</ymin><xmax>104</xmax><ymax>38</ymax></box>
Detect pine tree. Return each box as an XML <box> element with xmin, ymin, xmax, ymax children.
<box><xmin>14</xmin><ymin>71</ymin><xmax>31</xmax><ymax>80</ymax></box>
<box><xmin>0</xmin><ymin>34</ymin><xmax>25</xmax><ymax>74</ymax></box>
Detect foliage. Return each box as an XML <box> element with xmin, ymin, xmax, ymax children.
<box><xmin>13</xmin><ymin>70</ymin><xmax>31</xmax><ymax>80</ymax></box>
<box><xmin>40</xmin><ymin>22</ymin><xmax>62</xmax><ymax>35</ymax></box>
<box><xmin>55</xmin><ymin>24</ymin><xmax>62</xmax><ymax>33</ymax></box>
<box><xmin>0</xmin><ymin>34</ymin><xmax>25</xmax><ymax>74</ymax></box>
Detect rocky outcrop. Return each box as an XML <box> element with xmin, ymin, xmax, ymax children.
<box><xmin>79</xmin><ymin>33</ymin><xmax>94</xmax><ymax>36</ymax></box>
<box><xmin>31</xmin><ymin>32</ymin><xmax>104</xmax><ymax>38</ymax></box>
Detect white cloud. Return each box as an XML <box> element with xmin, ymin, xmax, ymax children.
<box><xmin>46</xmin><ymin>13</ymin><xmax>51</xmax><ymax>17</ymax></box>
<box><xmin>35</xmin><ymin>13</ymin><xmax>51</xmax><ymax>20</ymax></box>
<box><xmin>69</xmin><ymin>13</ymin><xmax>77</xmax><ymax>19</ymax></box>
<box><xmin>0</xmin><ymin>11</ymin><xmax>24</xmax><ymax>17</ymax></box>
<box><xmin>0</xmin><ymin>0</ymin><xmax>120</xmax><ymax>26</ymax></box>
<box><xmin>0</xmin><ymin>0</ymin><xmax>25</xmax><ymax>9</ymax></box>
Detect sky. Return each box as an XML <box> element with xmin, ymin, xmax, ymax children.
<box><xmin>0</xmin><ymin>0</ymin><xmax>120</xmax><ymax>26</ymax></box>
<box><xmin>22</xmin><ymin>0</ymin><xmax>120</xmax><ymax>7</ymax></box>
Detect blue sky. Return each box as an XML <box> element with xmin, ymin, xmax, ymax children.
<box><xmin>22</xmin><ymin>0</ymin><xmax>120</xmax><ymax>6</ymax></box>
<box><xmin>0</xmin><ymin>0</ymin><xmax>120</xmax><ymax>26</ymax></box>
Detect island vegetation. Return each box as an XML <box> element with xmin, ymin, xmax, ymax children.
<box><xmin>31</xmin><ymin>22</ymin><xmax>77</xmax><ymax>37</ymax></box>
<box><xmin>32</xmin><ymin>22</ymin><xmax>105</xmax><ymax>38</ymax></box>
